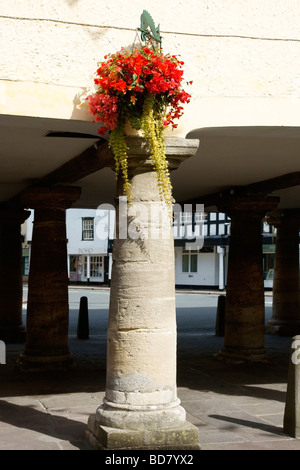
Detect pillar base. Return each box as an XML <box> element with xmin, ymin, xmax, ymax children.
<box><xmin>267</xmin><ymin>320</ymin><xmax>300</xmax><ymax>336</ymax></box>
<box><xmin>86</xmin><ymin>415</ymin><xmax>200</xmax><ymax>450</ymax></box>
<box><xmin>216</xmin><ymin>346</ymin><xmax>269</xmax><ymax>363</ymax></box>
<box><xmin>0</xmin><ymin>325</ymin><xmax>25</xmax><ymax>343</ymax></box>
<box><xmin>16</xmin><ymin>351</ymin><xmax>74</xmax><ymax>372</ymax></box>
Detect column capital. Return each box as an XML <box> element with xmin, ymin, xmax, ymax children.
<box><xmin>266</xmin><ymin>208</ymin><xmax>300</xmax><ymax>227</ymax></box>
<box><xmin>122</xmin><ymin>136</ymin><xmax>199</xmax><ymax>172</ymax></box>
<box><xmin>20</xmin><ymin>186</ymin><xmax>81</xmax><ymax>210</ymax></box>
<box><xmin>216</xmin><ymin>195</ymin><xmax>279</xmax><ymax>217</ymax></box>
<box><xmin>0</xmin><ymin>203</ymin><xmax>30</xmax><ymax>224</ymax></box>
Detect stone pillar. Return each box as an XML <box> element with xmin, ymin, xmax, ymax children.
<box><xmin>217</xmin><ymin>196</ymin><xmax>279</xmax><ymax>363</ymax></box>
<box><xmin>87</xmin><ymin>136</ymin><xmax>200</xmax><ymax>450</ymax></box>
<box><xmin>267</xmin><ymin>210</ymin><xmax>300</xmax><ymax>335</ymax></box>
<box><xmin>17</xmin><ymin>186</ymin><xmax>81</xmax><ymax>371</ymax></box>
<box><xmin>0</xmin><ymin>205</ymin><xmax>30</xmax><ymax>343</ymax></box>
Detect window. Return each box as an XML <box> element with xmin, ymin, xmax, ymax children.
<box><xmin>90</xmin><ymin>256</ymin><xmax>103</xmax><ymax>278</ymax></box>
<box><xmin>83</xmin><ymin>256</ymin><xmax>103</xmax><ymax>278</ymax></box>
<box><xmin>182</xmin><ymin>250</ymin><xmax>198</xmax><ymax>273</ymax></box>
<box><xmin>175</xmin><ymin>211</ymin><xmax>206</xmax><ymax>240</ymax></box>
<box><xmin>206</xmin><ymin>212</ymin><xmax>230</xmax><ymax>236</ymax></box>
<box><xmin>69</xmin><ymin>255</ymin><xmax>77</xmax><ymax>272</ymax></box>
<box><xmin>82</xmin><ymin>218</ymin><xmax>94</xmax><ymax>240</ymax></box>
<box><xmin>180</xmin><ymin>212</ymin><xmax>192</xmax><ymax>224</ymax></box>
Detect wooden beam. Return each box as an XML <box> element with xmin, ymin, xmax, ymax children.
<box><xmin>179</xmin><ymin>189</ymin><xmax>234</xmax><ymax>208</ymax></box>
<box><xmin>36</xmin><ymin>140</ymin><xmax>114</xmax><ymax>187</ymax></box>
<box><xmin>9</xmin><ymin>139</ymin><xmax>114</xmax><ymax>207</ymax></box>
<box><xmin>239</xmin><ymin>171</ymin><xmax>300</xmax><ymax>196</ymax></box>
<box><xmin>180</xmin><ymin>171</ymin><xmax>300</xmax><ymax>207</ymax></box>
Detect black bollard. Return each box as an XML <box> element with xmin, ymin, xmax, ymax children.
<box><xmin>215</xmin><ymin>295</ymin><xmax>226</xmax><ymax>337</ymax></box>
<box><xmin>77</xmin><ymin>296</ymin><xmax>89</xmax><ymax>340</ymax></box>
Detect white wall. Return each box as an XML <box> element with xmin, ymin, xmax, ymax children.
<box><xmin>175</xmin><ymin>247</ymin><xmax>219</xmax><ymax>287</ymax></box>
<box><xmin>24</xmin><ymin>210</ymin><xmax>34</xmax><ymax>243</ymax></box>
<box><xmin>24</xmin><ymin>208</ymin><xmax>111</xmax><ymax>254</ymax></box>
<box><xmin>66</xmin><ymin>208</ymin><xmax>109</xmax><ymax>255</ymax></box>
<box><xmin>1</xmin><ymin>1</ymin><xmax>300</xmax><ymax>130</ymax></box>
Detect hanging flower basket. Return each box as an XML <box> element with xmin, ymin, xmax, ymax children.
<box><xmin>87</xmin><ymin>45</ymin><xmax>192</xmax><ymax>205</ymax></box>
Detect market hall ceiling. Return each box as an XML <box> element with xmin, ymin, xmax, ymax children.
<box><xmin>1</xmin><ymin>114</ymin><xmax>300</xmax><ymax>211</ymax></box>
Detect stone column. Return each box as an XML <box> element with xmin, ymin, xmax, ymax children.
<box><xmin>267</xmin><ymin>210</ymin><xmax>300</xmax><ymax>335</ymax></box>
<box><xmin>87</xmin><ymin>136</ymin><xmax>200</xmax><ymax>450</ymax></box>
<box><xmin>0</xmin><ymin>205</ymin><xmax>30</xmax><ymax>343</ymax></box>
<box><xmin>217</xmin><ymin>196</ymin><xmax>279</xmax><ymax>363</ymax></box>
<box><xmin>17</xmin><ymin>186</ymin><xmax>81</xmax><ymax>371</ymax></box>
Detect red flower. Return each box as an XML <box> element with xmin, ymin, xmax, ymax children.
<box><xmin>88</xmin><ymin>45</ymin><xmax>192</xmax><ymax>132</ymax></box>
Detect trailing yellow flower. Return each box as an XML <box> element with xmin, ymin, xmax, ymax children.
<box><xmin>109</xmin><ymin>125</ymin><xmax>131</xmax><ymax>202</ymax></box>
<box><xmin>140</xmin><ymin>94</ymin><xmax>173</xmax><ymax>206</ymax></box>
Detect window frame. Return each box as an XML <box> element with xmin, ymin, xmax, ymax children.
<box><xmin>182</xmin><ymin>249</ymin><xmax>198</xmax><ymax>274</ymax></box>
<box><xmin>82</xmin><ymin>217</ymin><xmax>94</xmax><ymax>241</ymax></box>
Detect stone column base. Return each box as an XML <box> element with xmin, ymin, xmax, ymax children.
<box><xmin>16</xmin><ymin>351</ymin><xmax>74</xmax><ymax>372</ymax></box>
<box><xmin>267</xmin><ymin>321</ymin><xmax>300</xmax><ymax>336</ymax></box>
<box><xmin>86</xmin><ymin>415</ymin><xmax>200</xmax><ymax>450</ymax></box>
<box><xmin>217</xmin><ymin>346</ymin><xmax>269</xmax><ymax>364</ymax></box>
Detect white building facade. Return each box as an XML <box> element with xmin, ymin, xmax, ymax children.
<box><xmin>66</xmin><ymin>208</ymin><xmax>112</xmax><ymax>284</ymax></box>
<box><xmin>24</xmin><ymin>208</ymin><xmax>113</xmax><ymax>284</ymax></box>
<box><xmin>23</xmin><ymin>207</ymin><xmax>278</xmax><ymax>289</ymax></box>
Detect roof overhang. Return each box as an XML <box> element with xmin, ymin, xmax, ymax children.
<box><xmin>1</xmin><ymin>115</ymin><xmax>300</xmax><ymax>211</ymax></box>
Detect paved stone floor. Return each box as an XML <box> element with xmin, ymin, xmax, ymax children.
<box><xmin>0</xmin><ymin>332</ymin><xmax>299</xmax><ymax>451</ymax></box>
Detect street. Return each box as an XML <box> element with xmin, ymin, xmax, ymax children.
<box><xmin>22</xmin><ymin>286</ymin><xmax>273</xmax><ymax>337</ymax></box>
